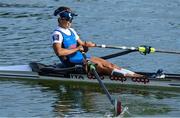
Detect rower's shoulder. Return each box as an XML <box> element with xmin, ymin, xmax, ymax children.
<box><xmin>53</xmin><ymin>27</ymin><xmax>62</xmax><ymax>34</ymax></box>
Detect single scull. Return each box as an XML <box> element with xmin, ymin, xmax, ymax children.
<box><xmin>0</xmin><ymin>62</ymin><xmax>179</xmax><ymax>89</ymax></box>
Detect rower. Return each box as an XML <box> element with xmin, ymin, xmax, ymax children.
<box><xmin>51</xmin><ymin>6</ymin><xmax>147</xmax><ymax>79</ymax></box>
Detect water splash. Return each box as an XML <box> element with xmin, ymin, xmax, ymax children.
<box><xmin>104</xmin><ymin>106</ymin><xmax>130</xmax><ymax>118</ymax></box>
<box><xmin>116</xmin><ymin>106</ymin><xmax>130</xmax><ymax>118</ymax></box>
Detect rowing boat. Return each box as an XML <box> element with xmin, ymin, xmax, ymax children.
<box><xmin>0</xmin><ymin>62</ymin><xmax>179</xmax><ymax>89</ymax></box>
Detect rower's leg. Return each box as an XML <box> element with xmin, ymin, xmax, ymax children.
<box><xmin>89</xmin><ymin>57</ymin><xmax>114</xmax><ymax>74</ymax></box>
<box><xmin>111</xmin><ymin>68</ymin><xmax>146</xmax><ymax>78</ymax></box>
<box><xmin>90</xmin><ymin>57</ymin><xmax>146</xmax><ymax>78</ymax></box>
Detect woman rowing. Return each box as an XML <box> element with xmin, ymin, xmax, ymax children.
<box><xmin>51</xmin><ymin>6</ymin><xmax>146</xmax><ymax>79</ymax></box>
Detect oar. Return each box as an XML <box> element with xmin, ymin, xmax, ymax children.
<box><xmin>152</xmin><ymin>49</ymin><xmax>180</xmax><ymax>55</ymax></box>
<box><xmin>100</xmin><ymin>50</ymin><xmax>136</xmax><ymax>59</ymax></box>
<box><xmin>87</xmin><ymin>61</ymin><xmax>122</xmax><ymax>116</ymax></box>
<box><xmin>96</xmin><ymin>44</ymin><xmax>180</xmax><ymax>55</ymax></box>
<box><xmin>82</xmin><ymin>52</ymin><xmax>122</xmax><ymax>116</ymax></box>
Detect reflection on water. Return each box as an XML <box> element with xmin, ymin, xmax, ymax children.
<box><xmin>38</xmin><ymin>80</ymin><xmax>180</xmax><ymax>117</ymax></box>
<box><xmin>0</xmin><ymin>78</ymin><xmax>180</xmax><ymax>117</ymax></box>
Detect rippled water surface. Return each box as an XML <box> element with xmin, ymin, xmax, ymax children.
<box><xmin>0</xmin><ymin>0</ymin><xmax>180</xmax><ymax>117</ymax></box>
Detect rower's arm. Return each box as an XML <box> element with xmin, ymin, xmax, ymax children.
<box><xmin>53</xmin><ymin>43</ymin><xmax>82</xmax><ymax>56</ymax></box>
<box><xmin>77</xmin><ymin>39</ymin><xmax>96</xmax><ymax>47</ymax></box>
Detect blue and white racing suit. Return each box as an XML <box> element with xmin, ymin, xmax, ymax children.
<box><xmin>52</xmin><ymin>27</ymin><xmax>90</xmax><ymax>67</ymax></box>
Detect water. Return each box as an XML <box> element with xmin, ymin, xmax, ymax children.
<box><xmin>0</xmin><ymin>0</ymin><xmax>180</xmax><ymax>117</ymax></box>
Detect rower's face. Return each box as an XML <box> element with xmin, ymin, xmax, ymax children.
<box><xmin>60</xmin><ymin>18</ymin><xmax>72</xmax><ymax>29</ymax></box>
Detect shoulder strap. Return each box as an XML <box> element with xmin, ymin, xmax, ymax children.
<box><xmin>68</xmin><ymin>29</ymin><xmax>75</xmax><ymax>37</ymax></box>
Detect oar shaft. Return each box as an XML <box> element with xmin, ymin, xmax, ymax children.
<box><xmin>82</xmin><ymin>52</ymin><xmax>114</xmax><ymax>105</ymax></box>
<box><xmin>155</xmin><ymin>50</ymin><xmax>180</xmax><ymax>54</ymax></box>
<box><xmin>96</xmin><ymin>44</ymin><xmax>137</xmax><ymax>50</ymax></box>
<box><xmin>100</xmin><ymin>50</ymin><xmax>136</xmax><ymax>59</ymax></box>
<box><xmin>96</xmin><ymin>44</ymin><xmax>180</xmax><ymax>55</ymax></box>
<box><xmin>91</xmin><ymin>68</ymin><xmax>114</xmax><ymax>105</ymax></box>
<box><xmin>90</xmin><ymin>66</ymin><xmax>122</xmax><ymax>116</ymax></box>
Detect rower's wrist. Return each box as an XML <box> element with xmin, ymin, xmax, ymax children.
<box><xmin>77</xmin><ymin>45</ymin><xmax>84</xmax><ymax>52</ymax></box>
<box><xmin>85</xmin><ymin>41</ymin><xmax>96</xmax><ymax>47</ymax></box>
<box><xmin>77</xmin><ymin>47</ymin><xmax>80</xmax><ymax>51</ymax></box>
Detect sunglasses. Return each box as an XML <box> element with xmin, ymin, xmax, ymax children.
<box><xmin>59</xmin><ymin>11</ymin><xmax>77</xmax><ymax>23</ymax></box>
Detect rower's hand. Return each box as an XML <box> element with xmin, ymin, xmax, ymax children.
<box><xmin>78</xmin><ymin>45</ymin><xmax>89</xmax><ymax>53</ymax></box>
<box><xmin>85</xmin><ymin>41</ymin><xmax>96</xmax><ymax>47</ymax></box>
<box><xmin>89</xmin><ymin>42</ymin><xmax>96</xmax><ymax>47</ymax></box>
<box><xmin>78</xmin><ymin>45</ymin><xmax>84</xmax><ymax>52</ymax></box>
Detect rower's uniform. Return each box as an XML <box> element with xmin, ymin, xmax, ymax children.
<box><xmin>51</xmin><ymin>27</ymin><xmax>141</xmax><ymax>77</ymax></box>
<box><xmin>51</xmin><ymin>26</ymin><xmax>87</xmax><ymax>67</ymax></box>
